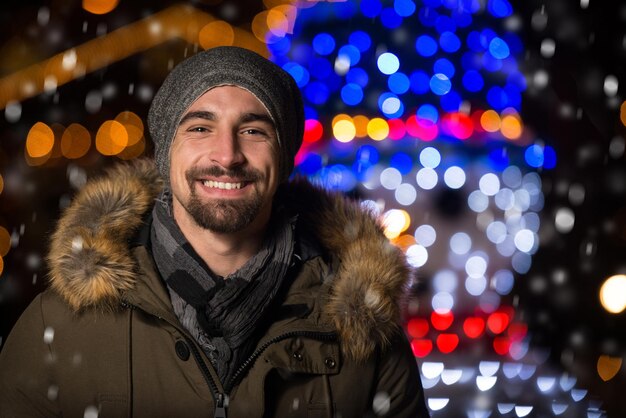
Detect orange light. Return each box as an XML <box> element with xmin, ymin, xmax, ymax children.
<box><xmin>392</xmin><ymin>234</ymin><xmax>416</xmax><ymax>251</ymax></box>
<box><xmin>82</xmin><ymin>0</ymin><xmax>120</xmax><ymax>15</ymax></box>
<box><xmin>115</xmin><ymin>111</ymin><xmax>144</xmax><ymax>147</ymax></box>
<box><xmin>26</xmin><ymin>122</ymin><xmax>55</xmax><ymax>158</ymax></box>
<box><xmin>0</xmin><ymin>174</ymin><xmax>3</xmax><ymax>194</ymax></box>
<box><xmin>353</xmin><ymin>115</ymin><xmax>369</xmax><ymax>137</ymax></box>
<box><xmin>333</xmin><ymin>120</ymin><xmax>356</xmax><ymax>143</ymax></box>
<box><xmin>61</xmin><ymin>123</ymin><xmax>91</xmax><ymax>159</ymax></box>
<box><xmin>96</xmin><ymin>120</ymin><xmax>128</xmax><ymax>156</ymax></box>
<box><xmin>117</xmin><ymin>137</ymin><xmax>146</xmax><ymax>160</ymax></box>
<box><xmin>501</xmin><ymin>114</ymin><xmax>523</xmax><ymax>140</ymax></box>
<box><xmin>267</xmin><ymin>7</ymin><xmax>289</xmax><ymax>37</ymax></box>
<box><xmin>367</xmin><ymin>118</ymin><xmax>389</xmax><ymax>141</ymax></box>
<box><xmin>251</xmin><ymin>11</ymin><xmax>271</xmax><ymax>43</ymax></box>
<box><xmin>0</xmin><ymin>226</ymin><xmax>11</xmax><ymax>257</ymax></box>
<box><xmin>597</xmin><ymin>355</ymin><xmax>622</xmax><ymax>382</ymax></box>
<box><xmin>198</xmin><ymin>21</ymin><xmax>235</xmax><ymax>49</ymax></box>
<box><xmin>480</xmin><ymin>110</ymin><xmax>501</xmax><ymax>132</ymax></box>
<box><xmin>621</xmin><ymin>101</ymin><xmax>626</xmax><ymax>126</ymax></box>
<box><xmin>0</xmin><ymin>255</ymin><xmax>3</xmax><ymax>276</ymax></box>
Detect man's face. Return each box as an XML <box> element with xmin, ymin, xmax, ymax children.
<box><xmin>169</xmin><ymin>85</ymin><xmax>280</xmax><ymax>234</ymax></box>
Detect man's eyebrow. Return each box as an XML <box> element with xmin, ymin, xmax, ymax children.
<box><xmin>178</xmin><ymin>111</ymin><xmax>216</xmax><ymax>126</ymax></box>
<box><xmin>239</xmin><ymin>113</ymin><xmax>275</xmax><ymax>127</ymax></box>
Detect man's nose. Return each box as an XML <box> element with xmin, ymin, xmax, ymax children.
<box><xmin>210</xmin><ymin>131</ymin><xmax>245</xmax><ymax>168</ymax></box>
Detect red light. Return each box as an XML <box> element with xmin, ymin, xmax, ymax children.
<box><xmin>463</xmin><ymin>317</ymin><xmax>485</xmax><ymax>339</ymax></box>
<box><xmin>411</xmin><ymin>339</ymin><xmax>433</xmax><ymax>358</ymax></box>
<box><xmin>431</xmin><ymin>311</ymin><xmax>454</xmax><ymax>331</ymax></box>
<box><xmin>493</xmin><ymin>336</ymin><xmax>511</xmax><ymax>355</ymax></box>
<box><xmin>487</xmin><ymin>312</ymin><xmax>510</xmax><ymax>335</ymax></box>
<box><xmin>405</xmin><ymin>115</ymin><xmax>438</xmax><ymax>141</ymax></box>
<box><xmin>407</xmin><ymin>318</ymin><xmax>429</xmax><ymax>338</ymax></box>
<box><xmin>437</xmin><ymin>333</ymin><xmax>459</xmax><ymax>354</ymax></box>
<box><xmin>387</xmin><ymin>118</ymin><xmax>406</xmax><ymax>140</ymax></box>
<box><xmin>441</xmin><ymin>112</ymin><xmax>474</xmax><ymax>140</ymax></box>
<box><xmin>508</xmin><ymin>323</ymin><xmax>528</xmax><ymax>341</ymax></box>
<box><xmin>294</xmin><ymin>148</ymin><xmax>308</xmax><ymax>166</ymax></box>
<box><xmin>303</xmin><ymin>119</ymin><xmax>323</xmax><ymax>143</ymax></box>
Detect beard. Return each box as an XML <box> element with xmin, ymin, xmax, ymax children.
<box><xmin>182</xmin><ymin>165</ymin><xmax>265</xmax><ymax>234</ymax></box>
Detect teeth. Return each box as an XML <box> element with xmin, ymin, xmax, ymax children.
<box><xmin>202</xmin><ymin>180</ymin><xmax>242</xmax><ymax>190</ymax></box>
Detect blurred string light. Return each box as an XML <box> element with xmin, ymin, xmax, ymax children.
<box><xmin>599</xmin><ymin>274</ymin><xmax>626</xmax><ymax>314</ymax></box>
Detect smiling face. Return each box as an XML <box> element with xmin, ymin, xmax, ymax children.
<box><xmin>169</xmin><ymin>85</ymin><xmax>280</xmax><ymax>235</ymax></box>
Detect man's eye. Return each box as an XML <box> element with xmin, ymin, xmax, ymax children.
<box><xmin>188</xmin><ymin>126</ymin><xmax>208</xmax><ymax>132</ymax></box>
<box><xmin>242</xmin><ymin>129</ymin><xmax>264</xmax><ymax>135</ymax></box>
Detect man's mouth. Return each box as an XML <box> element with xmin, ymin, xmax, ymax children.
<box><xmin>201</xmin><ymin>180</ymin><xmax>244</xmax><ymax>190</ymax></box>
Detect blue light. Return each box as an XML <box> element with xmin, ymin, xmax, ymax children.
<box><xmin>292</xmin><ymin>44</ymin><xmax>313</xmax><ymax>62</ymax></box>
<box><xmin>346</xmin><ymin>67</ymin><xmax>369</xmax><ymax>87</ymax></box>
<box><xmin>378</xmin><ymin>92</ymin><xmax>405</xmax><ymax>118</ymax></box>
<box><xmin>480</xmin><ymin>29</ymin><xmax>498</xmax><ymax>48</ymax></box>
<box><xmin>452</xmin><ymin>8</ymin><xmax>473</xmax><ymax>27</ymax></box>
<box><xmin>461</xmin><ymin>0</ymin><xmax>481</xmax><ymax>13</ymax></box>
<box><xmin>461</xmin><ymin>51</ymin><xmax>481</xmax><ymax>70</ymax></box>
<box><xmin>320</xmin><ymin>164</ymin><xmax>357</xmax><ymax>192</ymax></box>
<box><xmin>394</xmin><ymin>0</ymin><xmax>416</xmax><ymax>17</ymax></box>
<box><xmin>439</xmin><ymin>31</ymin><xmax>461</xmax><ymax>52</ymax></box>
<box><xmin>312</xmin><ymin>33</ymin><xmax>335</xmax><ymax>56</ymax></box>
<box><xmin>303</xmin><ymin>105</ymin><xmax>318</xmax><ymax>120</ymax></box>
<box><xmin>415</xmin><ymin>35</ymin><xmax>438</xmax><ymax>57</ymax></box>
<box><xmin>525</xmin><ymin>145</ymin><xmax>544</xmax><ymax>168</ymax></box>
<box><xmin>434</xmin><ymin>58</ymin><xmax>455</xmax><ymax>78</ymax></box>
<box><xmin>462</xmin><ymin>70</ymin><xmax>484</xmax><ymax>92</ymax></box>
<box><xmin>410</xmin><ymin>70</ymin><xmax>430</xmax><ymax>94</ymax></box>
<box><xmin>423</xmin><ymin>0</ymin><xmax>442</xmax><ymax>6</ymax></box>
<box><xmin>467</xmin><ymin>31</ymin><xmax>485</xmax><ymax>52</ymax></box>
<box><xmin>341</xmin><ymin>83</ymin><xmax>364</xmax><ymax>106</ymax></box>
<box><xmin>269</xmin><ymin>36</ymin><xmax>291</xmax><ymax>56</ymax></box>
<box><xmin>299</xmin><ymin>152</ymin><xmax>323</xmax><ymax>175</ymax></box>
<box><xmin>334</xmin><ymin>0</ymin><xmax>358</xmax><ymax>19</ymax></box>
<box><xmin>338</xmin><ymin>45</ymin><xmax>361</xmax><ymax>66</ymax></box>
<box><xmin>489</xmin><ymin>37</ymin><xmax>510</xmax><ymax>59</ymax></box>
<box><xmin>282</xmin><ymin>62</ymin><xmax>310</xmax><ymax>87</ymax></box>
<box><xmin>487</xmin><ymin>86</ymin><xmax>508</xmax><ymax>110</ymax></box>
<box><xmin>309</xmin><ymin>57</ymin><xmax>332</xmax><ymax>80</ymax></box>
<box><xmin>349</xmin><ymin>31</ymin><xmax>372</xmax><ymax>52</ymax></box>
<box><xmin>305</xmin><ymin>81</ymin><xmax>330</xmax><ymax>105</ymax></box>
<box><xmin>388</xmin><ymin>72</ymin><xmax>411</xmax><ymax>94</ymax></box>
<box><xmin>361</xmin><ymin>0</ymin><xmax>383</xmax><ymax>18</ymax></box>
<box><xmin>418</xmin><ymin>6</ymin><xmax>439</xmax><ymax>27</ymax></box>
<box><xmin>442</xmin><ymin>0</ymin><xmax>459</xmax><ymax>9</ymax></box>
<box><xmin>356</xmin><ymin>144</ymin><xmax>380</xmax><ymax>165</ymax></box>
<box><xmin>391</xmin><ymin>152</ymin><xmax>413</xmax><ymax>174</ymax></box>
<box><xmin>440</xmin><ymin>90</ymin><xmax>461</xmax><ymax>112</ymax></box>
<box><xmin>488</xmin><ymin>147</ymin><xmax>509</xmax><ymax>170</ymax></box>
<box><xmin>507</xmin><ymin>72</ymin><xmax>527</xmax><ymax>91</ymax></box>
<box><xmin>543</xmin><ymin>145</ymin><xmax>557</xmax><ymax>169</ymax></box>
<box><xmin>417</xmin><ymin>104</ymin><xmax>439</xmax><ymax>124</ymax></box>
<box><xmin>430</xmin><ymin>73</ymin><xmax>452</xmax><ymax>95</ymax></box>
<box><xmin>483</xmin><ymin>53</ymin><xmax>503</xmax><ymax>72</ymax></box>
<box><xmin>381</xmin><ymin>7</ymin><xmax>403</xmax><ymax>29</ymax></box>
<box><xmin>435</xmin><ymin>15</ymin><xmax>456</xmax><ymax>33</ymax></box>
<box><xmin>487</xmin><ymin>0</ymin><xmax>513</xmax><ymax>18</ymax></box>
<box><xmin>504</xmin><ymin>83</ymin><xmax>521</xmax><ymax>108</ymax></box>
<box><xmin>503</xmin><ymin>33</ymin><xmax>523</xmax><ymax>54</ymax></box>
<box><xmin>377</xmin><ymin>52</ymin><xmax>400</xmax><ymax>75</ymax></box>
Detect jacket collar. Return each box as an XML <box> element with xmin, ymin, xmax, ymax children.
<box><xmin>47</xmin><ymin>159</ymin><xmax>410</xmax><ymax>362</ymax></box>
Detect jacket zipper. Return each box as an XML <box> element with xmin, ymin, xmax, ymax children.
<box><xmin>122</xmin><ymin>301</ymin><xmax>337</xmax><ymax>417</ymax></box>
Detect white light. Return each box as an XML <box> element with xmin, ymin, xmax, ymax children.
<box><xmin>466</xmin><ymin>255</ymin><xmax>488</xmax><ymax>278</ymax></box>
<box><xmin>334</xmin><ymin>56</ymin><xmax>351</xmax><ymax>75</ymax></box>
<box><xmin>479</xmin><ymin>173</ymin><xmax>500</xmax><ymax>196</ymax></box>
<box><xmin>519</xmin><ymin>365</ymin><xmax>536</xmax><ymax>380</ymax></box>
<box><xmin>465</xmin><ymin>276</ymin><xmax>487</xmax><ymax>296</ymax></box>
<box><xmin>420</xmin><ymin>147</ymin><xmax>441</xmax><ymax>168</ymax></box>
<box><xmin>486</xmin><ymin>221</ymin><xmax>507</xmax><ymax>244</ymax></box>
<box><xmin>522</xmin><ymin>212</ymin><xmax>541</xmax><ymax>232</ymax></box>
<box><xmin>382</xmin><ymin>209</ymin><xmax>408</xmax><ymax>238</ymax></box>
<box><xmin>495</xmin><ymin>188</ymin><xmax>515</xmax><ymax>210</ymax></box>
<box><xmin>509</xmin><ymin>341</ymin><xmax>529</xmax><ymax>360</ymax></box>
<box><xmin>450</xmin><ymin>232</ymin><xmax>471</xmax><ymax>255</ymax></box>
<box><xmin>496</xmin><ymin>236</ymin><xmax>516</xmax><ymax>257</ymax></box>
<box><xmin>441</xmin><ymin>369</ymin><xmax>462</xmax><ymax>385</ymax></box>
<box><xmin>406</xmin><ymin>245</ymin><xmax>428</xmax><ymax>268</ymax></box>
<box><xmin>395</xmin><ymin>183</ymin><xmax>417</xmax><ymax>206</ymax></box>
<box><xmin>554</xmin><ymin>207</ymin><xmax>575</xmax><ymax>233</ymax></box>
<box><xmin>492</xmin><ymin>270</ymin><xmax>515</xmax><ymax>295</ymax></box>
<box><xmin>382</xmin><ymin>97</ymin><xmax>401</xmax><ymax>114</ymax></box>
<box><xmin>444</xmin><ymin>166</ymin><xmax>466</xmax><ymax>189</ymax></box>
<box><xmin>479</xmin><ymin>361</ymin><xmax>500</xmax><ymax>377</ymax></box>
<box><xmin>5</xmin><ymin>101</ymin><xmax>22</xmax><ymax>123</ymax></box>
<box><xmin>514</xmin><ymin>229</ymin><xmax>535</xmax><ymax>253</ymax></box>
<box><xmin>43</xmin><ymin>327</ymin><xmax>55</xmax><ymax>344</ymax></box>
<box><xmin>476</xmin><ymin>376</ymin><xmax>497</xmax><ymax>391</ymax></box>
<box><xmin>432</xmin><ymin>291</ymin><xmax>454</xmax><ymax>313</ymax></box>
<box><xmin>433</xmin><ymin>270</ymin><xmax>458</xmax><ymax>293</ymax></box>
<box><xmin>604</xmin><ymin>75</ymin><xmax>619</xmax><ymax>97</ymax></box>
<box><xmin>540</xmin><ymin>38</ymin><xmax>556</xmax><ymax>58</ymax></box>
<box><xmin>502</xmin><ymin>165</ymin><xmax>522</xmax><ymax>188</ymax></box>
<box><xmin>421</xmin><ymin>362</ymin><xmax>445</xmax><ymax>379</ymax></box>
<box><xmin>560</xmin><ymin>375</ymin><xmax>577</xmax><ymax>391</ymax></box>
<box><xmin>533</xmin><ymin>69</ymin><xmax>549</xmax><ymax>88</ymax></box>
<box><xmin>552</xmin><ymin>403</ymin><xmax>568</xmax><ymax>415</ymax></box>
<box><xmin>515</xmin><ymin>406</ymin><xmax>533</xmax><ymax>417</ymax></box>
<box><xmin>380</xmin><ymin>167</ymin><xmax>403</xmax><ymax>190</ymax></box>
<box><xmin>416</xmin><ymin>168</ymin><xmax>438</xmax><ymax>190</ymax></box>
<box><xmin>420</xmin><ymin>376</ymin><xmax>440</xmax><ymax>389</ymax></box>
<box><xmin>468</xmin><ymin>190</ymin><xmax>489</xmax><ymax>212</ymax></box>
<box><xmin>372</xmin><ymin>392</ymin><xmax>391</xmax><ymax>415</ymax></box>
<box><xmin>427</xmin><ymin>398</ymin><xmax>449</xmax><ymax>411</ymax></box>
<box><xmin>537</xmin><ymin>376</ymin><xmax>556</xmax><ymax>392</ymax></box>
<box><xmin>62</xmin><ymin>49</ymin><xmax>78</xmax><ymax>71</ymax></box>
<box><xmin>600</xmin><ymin>275</ymin><xmax>626</xmax><ymax>314</ymax></box>
<box><xmin>415</xmin><ymin>224</ymin><xmax>436</xmax><ymax>247</ymax></box>
<box><xmin>571</xmin><ymin>389</ymin><xmax>587</xmax><ymax>402</ymax></box>
<box><xmin>513</xmin><ymin>189</ymin><xmax>531</xmax><ymax>211</ymax></box>
<box><xmin>497</xmin><ymin>404</ymin><xmax>515</xmax><ymax>414</ymax></box>
<box><xmin>502</xmin><ymin>362</ymin><xmax>522</xmax><ymax>379</ymax></box>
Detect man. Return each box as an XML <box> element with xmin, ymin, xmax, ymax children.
<box><xmin>0</xmin><ymin>46</ymin><xmax>428</xmax><ymax>417</ymax></box>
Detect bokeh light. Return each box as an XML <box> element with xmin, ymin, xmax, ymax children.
<box><xmin>599</xmin><ymin>275</ymin><xmax>626</xmax><ymax>314</ymax></box>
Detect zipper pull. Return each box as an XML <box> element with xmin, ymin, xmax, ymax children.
<box><xmin>214</xmin><ymin>393</ymin><xmax>229</xmax><ymax>418</ymax></box>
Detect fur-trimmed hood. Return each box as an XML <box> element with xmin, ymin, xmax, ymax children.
<box><xmin>47</xmin><ymin>159</ymin><xmax>410</xmax><ymax>362</ymax></box>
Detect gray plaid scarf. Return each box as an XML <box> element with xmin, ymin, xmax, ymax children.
<box><xmin>150</xmin><ymin>190</ymin><xmax>296</xmax><ymax>383</ymax></box>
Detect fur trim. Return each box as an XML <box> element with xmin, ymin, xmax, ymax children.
<box><xmin>47</xmin><ymin>160</ymin><xmax>409</xmax><ymax>361</ymax></box>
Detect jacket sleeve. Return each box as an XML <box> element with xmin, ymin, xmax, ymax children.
<box><xmin>373</xmin><ymin>332</ymin><xmax>430</xmax><ymax>417</ymax></box>
<box><xmin>0</xmin><ymin>294</ymin><xmax>61</xmax><ymax>417</ymax></box>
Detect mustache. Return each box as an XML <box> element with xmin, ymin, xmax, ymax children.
<box><xmin>185</xmin><ymin>165</ymin><xmax>263</xmax><ymax>185</ymax></box>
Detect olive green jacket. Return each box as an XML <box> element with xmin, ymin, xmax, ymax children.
<box><xmin>0</xmin><ymin>160</ymin><xmax>428</xmax><ymax>417</ymax></box>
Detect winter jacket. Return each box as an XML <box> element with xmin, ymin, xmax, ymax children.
<box><xmin>0</xmin><ymin>159</ymin><xmax>429</xmax><ymax>418</ymax></box>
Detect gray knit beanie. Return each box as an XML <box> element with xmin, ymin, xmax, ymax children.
<box><xmin>148</xmin><ymin>46</ymin><xmax>304</xmax><ymax>183</ymax></box>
